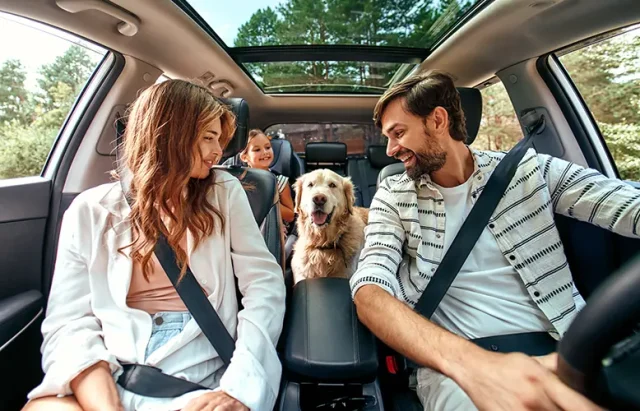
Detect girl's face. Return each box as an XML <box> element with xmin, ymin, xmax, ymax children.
<box><xmin>190</xmin><ymin>117</ymin><xmax>223</xmax><ymax>179</ymax></box>
<box><xmin>242</xmin><ymin>134</ymin><xmax>273</xmax><ymax>170</ymax></box>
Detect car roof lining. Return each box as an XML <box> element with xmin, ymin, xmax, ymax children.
<box><xmin>1</xmin><ymin>0</ymin><xmax>639</xmax><ymax>129</ymax></box>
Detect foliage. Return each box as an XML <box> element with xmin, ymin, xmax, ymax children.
<box><xmin>0</xmin><ymin>46</ymin><xmax>97</xmax><ymax>179</ymax></box>
<box><xmin>473</xmin><ymin>82</ymin><xmax>523</xmax><ymax>151</ymax></box>
<box><xmin>0</xmin><ymin>59</ymin><xmax>29</xmax><ymax>124</ymax></box>
<box><xmin>600</xmin><ymin>123</ymin><xmax>640</xmax><ymax>181</ymax></box>
<box><xmin>475</xmin><ymin>29</ymin><xmax>640</xmax><ymax>181</ymax></box>
<box><xmin>560</xmin><ymin>30</ymin><xmax>640</xmax><ymax>180</ymax></box>
<box><xmin>235</xmin><ymin>0</ymin><xmax>476</xmax><ymax>90</ymax></box>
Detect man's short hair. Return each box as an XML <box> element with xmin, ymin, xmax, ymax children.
<box><xmin>373</xmin><ymin>71</ymin><xmax>468</xmax><ymax>142</ymax></box>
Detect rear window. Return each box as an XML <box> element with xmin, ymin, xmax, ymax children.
<box><xmin>265</xmin><ymin>123</ymin><xmax>385</xmax><ymax>155</ymax></box>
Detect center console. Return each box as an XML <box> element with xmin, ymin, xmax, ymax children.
<box><xmin>278</xmin><ymin>278</ymin><xmax>384</xmax><ymax>410</ymax></box>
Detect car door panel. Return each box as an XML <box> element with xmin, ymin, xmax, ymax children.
<box><xmin>0</xmin><ymin>178</ymin><xmax>51</xmax><ymax>409</ymax></box>
<box><xmin>0</xmin><ymin>178</ymin><xmax>50</xmax><ymax>300</ymax></box>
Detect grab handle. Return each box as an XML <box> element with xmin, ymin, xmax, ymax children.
<box><xmin>56</xmin><ymin>0</ymin><xmax>140</xmax><ymax>36</ymax></box>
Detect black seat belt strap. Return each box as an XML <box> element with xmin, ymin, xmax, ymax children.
<box><xmin>280</xmin><ymin>140</ymin><xmax>292</xmax><ymax>178</ymax></box>
<box><xmin>154</xmin><ymin>234</ymin><xmax>237</xmax><ymax>365</ymax></box>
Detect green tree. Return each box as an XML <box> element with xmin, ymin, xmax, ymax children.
<box><xmin>0</xmin><ymin>45</ymin><xmax>99</xmax><ymax>179</ymax></box>
<box><xmin>560</xmin><ymin>30</ymin><xmax>640</xmax><ymax>180</ymax></box>
<box><xmin>235</xmin><ymin>7</ymin><xmax>281</xmax><ymax>47</ymax></box>
<box><xmin>0</xmin><ymin>59</ymin><xmax>29</xmax><ymax>124</ymax></box>
<box><xmin>37</xmin><ymin>45</ymin><xmax>94</xmax><ymax>110</ymax></box>
<box><xmin>0</xmin><ymin>120</ymin><xmax>57</xmax><ymax>178</ymax></box>
<box><xmin>473</xmin><ymin>82</ymin><xmax>523</xmax><ymax>151</ymax></box>
<box><xmin>233</xmin><ymin>0</ymin><xmax>478</xmax><ymax>91</ymax></box>
<box><xmin>561</xmin><ymin>33</ymin><xmax>640</xmax><ymax>125</ymax></box>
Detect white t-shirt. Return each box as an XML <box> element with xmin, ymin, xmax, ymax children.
<box><xmin>430</xmin><ymin>177</ymin><xmax>552</xmax><ymax>340</ymax></box>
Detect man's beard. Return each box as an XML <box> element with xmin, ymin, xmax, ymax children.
<box><xmin>398</xmin><ymin>129</ymin><xmax>447</xmax><ymax>180</ymax></box>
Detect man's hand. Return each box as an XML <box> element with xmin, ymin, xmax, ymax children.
<box><xmin>454</xmin><ymin>351</ymin><xmax>602</xmax><ymax>411</ymax></box>
<box><xmin>182</xmin><ymin>391</ymin><xmax>249</xmax><ymax>411</ymax></box>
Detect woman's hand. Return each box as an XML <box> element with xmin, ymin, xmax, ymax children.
<box><xmin>182</xmin><ymin>391</ymin><xmax>249</xmax><ymax>411</ymax></box>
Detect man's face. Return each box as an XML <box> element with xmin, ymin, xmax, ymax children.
<box><xmin>381</xmin><ymin>98</ymin><xmax>447</xmax><ymax>180</ymax></box>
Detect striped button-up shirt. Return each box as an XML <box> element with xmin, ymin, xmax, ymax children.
<box><xmin>350</xmin><ymin>148</ymin><xmax>640</xmax><ymax>338</ymax></box>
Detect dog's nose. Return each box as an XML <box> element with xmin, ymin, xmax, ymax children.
<box><xmin>313</xmin><ymin>194</ymin><xmax>327</xmax><ymax>206</ymax></box>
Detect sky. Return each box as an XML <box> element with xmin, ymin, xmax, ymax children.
<box><xmin>0</xmin><ymin>13</ymin><xmax>105</xmax><ymax>91</ymax></box>
<box><xmin>186</xmin><ymin>0</ymin><xmax>283</xmax><ymax>46</ymax></box>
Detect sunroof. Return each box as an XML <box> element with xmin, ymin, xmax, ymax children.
<box><xmin>244</xmin><ymin>61</ymin><xmax>415</xmax><ymax>94</ymax></box>
<box><xmin>175</xmin><ymin>0</ymin><xmax>487</xmax><ymax>93</ymax></box>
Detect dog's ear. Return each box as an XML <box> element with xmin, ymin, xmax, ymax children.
<box><xmin>294</xmin><ymin>175</ymin><xmax>304</xmax><ymax>214</ymax></box>
<box><xmin>342</xmin><ymin>176</ymin><xmax>355</xmax><ymax>215</ymax></box>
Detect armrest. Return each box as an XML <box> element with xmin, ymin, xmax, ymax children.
<box><xmin>284</xmin><ymin>278</ymin><xmax>378</xmax><ymax>383</ymax></box>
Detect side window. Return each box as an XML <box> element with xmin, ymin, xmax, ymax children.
<box><xmin>559</xmin><ymin>26</ymin><xmax>640</xmax><ymax>181</ymax></box>
<box><xmin>265</xmin><ymin>123</ymin><xmax>385</xmax><ymax>155</ymax></box>
<box><xmin>0</xmin><ymin>13</ymin><xmax>107</xmax><ymax>180</ymax></box>
<box><xmin>472</xmin><ymin>81</ymin><xmax>524</xmax><ymax>151</ymax></box>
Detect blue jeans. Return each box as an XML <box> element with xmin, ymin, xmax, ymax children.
<box><xmin>145</xmin><ymin>311</ymin><xmax>192</xmax><ymax>360</ymax></box>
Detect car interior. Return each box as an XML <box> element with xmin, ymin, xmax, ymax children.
<box><xmin>0</xmin><ymin>0</ymin><xmax>639</xmax><ymax>410</ymax></box>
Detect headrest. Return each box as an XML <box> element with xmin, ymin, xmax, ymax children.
<box><xmin>457</xmin><ymin>87</ymin><xmax>482</xmax><ymax>145</ymax></box>
<box><xmin>219</xmin><ymin>97</ymin><xmax>249</xmax><ymax>158</ymax></box>
<box><xmin>368</xmin><ymin>145</ymin><xmax>398</xmax><ymax>169</ymax></box>
<box><xmin>305</xmin><ymin>142</ymin><xmax>347</xmax><ymax>164</ymax></box>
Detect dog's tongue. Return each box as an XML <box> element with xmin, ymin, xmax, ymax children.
<box><xmin>312</xmin><ymin>211</ymin><xmax>328</xmax><ymax>225</ymax></box>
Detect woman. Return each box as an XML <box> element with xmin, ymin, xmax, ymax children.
<box><xmin>239</xmin><ymin>129</ymin><xmax>295</xmax><ymax>235</ymax></box>
<box><xmin>23</xmin><ymin>80</ymin><xmax>286</xmax><ymax>411</ymax></box>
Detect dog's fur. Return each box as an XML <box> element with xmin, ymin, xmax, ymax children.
<box><xmin>291</xmin><ymin>169</ymin><xmax>368</xmax><ymax>284</ymax></box>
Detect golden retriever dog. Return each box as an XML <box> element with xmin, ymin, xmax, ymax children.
<box><xmin>291</xmin><ymin>169</ymin><xmax>369</xmax><ymax>284</ymax></box>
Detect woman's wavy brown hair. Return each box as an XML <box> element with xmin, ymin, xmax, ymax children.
<box><xmin>120</xmin><ymin>79</ymin><xmax>236</xmax><ymax>281</ymax></box>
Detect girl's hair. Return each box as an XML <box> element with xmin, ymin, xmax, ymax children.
<box><xmin>120</xmin><ymin>79</ymin><xmax>236</xmax><ymax>281</ymax></box>
<box><xmin>239</xmin><ymin>128</ymin><xmax>270</xmax><ymax>160</ymax></box>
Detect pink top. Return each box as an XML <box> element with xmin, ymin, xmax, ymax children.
<box><xmin>126</xmin><ymin>235</ymin><xmax>189</xmax><ymax>314</ymax></box>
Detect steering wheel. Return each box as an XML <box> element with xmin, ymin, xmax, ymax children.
<box><xmin>557</xmin><ymin>254</ymin><xmax>640</xmax><ymax>409</ymax></box>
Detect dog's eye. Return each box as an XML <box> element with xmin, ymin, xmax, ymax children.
<box><xmin>328</xmin><ymin>182</ymin><xmax>337</xmax><ymax>188</ymax></box>
<box><xmin>307</xmin><ymin>182</ymin><xmax>314</xmax><ymax>188</ymax></box>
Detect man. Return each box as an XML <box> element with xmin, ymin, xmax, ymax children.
<box><xmin>350</xmin><ymin>71</ymin><xmax>638</xmax><ymax>410</ymax></box>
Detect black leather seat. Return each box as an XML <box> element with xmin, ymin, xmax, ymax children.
<box><xmin>218</xmin><ymin>98</ymin><xmax>284</xmax><ymax>268</ymax></box>
<box><xmin>348</xmin><ymin>145</ymin><xmax>399</xmax><ymax>207</ymax></box>
<box><xmin>270</xmin><ymin>137</ymin><xmax>305</xmax><ymax>183</ymax></box>
<box><xmin>305</xmin><ymin>142</ymin><xmax>348</xmax><ymax>175</ymax></box>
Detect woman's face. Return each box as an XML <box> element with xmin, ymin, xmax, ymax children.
<box><xmin>190</xmin><ymin>117</ymin><xmax>223</xmax><ymax>179</ymax></box>
<box><xmin>242</xmin><ymin>134</ymin><xmax>273</xmax><ymax>170</ymax></box>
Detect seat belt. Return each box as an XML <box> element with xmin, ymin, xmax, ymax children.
<box><xmin>279</xmin><ymin>140</ymin><xmax>292</xmax><ymax>179</ymax></box>
<box><xmin>358</xmin><ymin>159</ymin><xmax>372</xmax><ymax>206</ymax></box>
<box><xmin>412</xmin><ymin>126</ymin><xmax>537</xmax><ymax>319</ymax></box>
<box><xmin>114</xmin><ymin>118</ymin><xmax>236</xmax><ymax>398</ymax></box>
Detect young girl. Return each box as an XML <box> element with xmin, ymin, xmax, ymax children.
<box><xmin>239</xmin><ymin>129</ymin><xmax>295</xmax><ymax>233</ymax></box>
<box><xmin>24</xmin><ymin>80</ymin><xmax>285</xmax><ymax>411</ymax></box>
